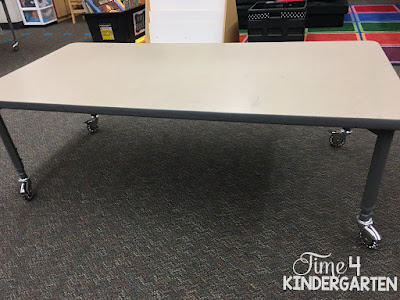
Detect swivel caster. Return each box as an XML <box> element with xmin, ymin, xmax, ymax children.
<box><xmin>357</xmin><ymin>217</ymin><xmax>381</xmax><ymax>249</ymax></box>
<box><xmin>85</xmin><ymin>114</ymin><xmax>99</xmax><ymax>133</ymax></box>
<box><xmin>12</xmin><ymin>42</ymin><xmax>19</xmax><ymax>52</ymax></box>
<box><xmin>19</xmin><ymin>177</ymin><xmax>33</xmax><ymax>201</ymax></box>
<box><xmin>329</xmin><ymin>128</ymin><xmax>352</xmax><ymax>147</ymax></box>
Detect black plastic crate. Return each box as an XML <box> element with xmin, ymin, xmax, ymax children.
<box><xmin>306</xmin><ymin>0</ymin><xmax>348</xmax><ymax>28</ymax></box>
<box><xmin>248</xmin><ymin>1</ymin><xmax>306</xmax><ymax>42</ymax></box>
<box><xmin>237</xmin><ymin>5</ymin><xmax>253</xmax><ymax>29</ymax></box>
<box><xmin>84</xmin><ymin>5</ymin><xmax>145</xmax><ymax>43</ymax></box>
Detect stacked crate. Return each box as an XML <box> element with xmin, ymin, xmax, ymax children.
<box><xmin>248</xmin><ymin>1</ymin><xmax>306</xmax><ymax>42</ymax></box>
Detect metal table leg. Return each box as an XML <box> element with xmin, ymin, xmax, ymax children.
<box><xmin>357</xmin><ymin>130</ymin><xmax>394</xmax><ymax>249</ymax></box>
<box><xmin>1</xmin><ymin>0</ymin><xmax>19</xmax><ymax>51</ymax></box>
<box><xmin>0</xmin><ymin>111</ymin><xmax>33</xmax><ymax>200</ymax></box>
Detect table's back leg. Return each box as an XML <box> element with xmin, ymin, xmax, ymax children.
<box><xmin>1</xmin><ymin>0</ymin><xmax>19</xmax><ymax>51</ymax></box>
<box><xmin>0</xmin><ymin>111</ymin><xmax>33</xmax><ymax>200</ymax></box>
<box><xmin>357</xmin><ymin>130</ymin><xmax>394</xmax><ymax>249</ymax></box>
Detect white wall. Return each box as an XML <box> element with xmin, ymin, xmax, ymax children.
<box><xmin>0</xmin><ymin>0</ymin><xmax>23</xmax><ymax>24</ymax></box>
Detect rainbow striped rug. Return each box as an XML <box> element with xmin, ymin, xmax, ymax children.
<box><xmin>240</xmin><ymin>4</ymin><xmax>400</xmax><ymax>64</ymax></box>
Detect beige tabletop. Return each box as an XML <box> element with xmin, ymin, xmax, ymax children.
<box><xmin>0</xmin><ymin>41</ymin><xmax>399</xmax><ymax>129</ymax></box>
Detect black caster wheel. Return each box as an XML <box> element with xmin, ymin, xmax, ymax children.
<box><xmin>86</xmin><ymin>122</ymin><xmax>99</xmax><ymax>133</ymax></box>
<box><xmin>85</xmin><ymin>115</ymin><xmax>99</xmax><ymax>133</ymax></box>
<box><xmin>12</xmin><ymin>42</ymin><xmax>19</xmax><ymax>52</ymax></box>
<box><xmin>329</xmin><ymin>134</ymin><xmax>346</xmax><ymax>147</ymax></box>
<box><xmin>22</xmin><ymin>190</ymin><xmax>34</xmax><ymax>201</ymax></box>
<box><xmin>357</xmin><ymin>217</ymin><xmax>381</xmax><ymax>250</ymax></box>
<box><xmin>19</xmin><ymin>178</ymin><xmax>34</xmax><ymax>201</ymax></box>
<box><xmin>360</xmin><ymin>232</ymin><xmax>380</xmax><ymax>250</ymax></box>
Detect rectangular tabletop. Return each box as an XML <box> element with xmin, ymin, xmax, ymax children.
<box><xmin>0</xmin><ymin>41</ymin><xmax>399</xmax><ymax>129</ymax></box>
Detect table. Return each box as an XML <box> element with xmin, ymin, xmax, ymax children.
<box><xmin>0</xmin><ymin>41</ymin><xmax>399</xmax><ymax>249</ymax></box>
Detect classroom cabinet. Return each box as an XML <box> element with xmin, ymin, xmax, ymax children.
<box><xmin>16</xmin><ymin>0</ymin><xmax>57</xmax><ymax>25</ymax></box>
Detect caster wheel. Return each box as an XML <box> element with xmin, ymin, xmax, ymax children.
<box><xmin>329</xmin><ymin>134</ymin><xmax>346</xmax><ymax>147</ymax></box>
<box><xmin>85</xmin><ymin>115</ymin><xmax>99</xmax><ymax>133</ymax></box>
<box><xmin>22</xmin><ymin>191</ymin><xmax>34</xmax><ymax>201</ymax></box>
<box><xmin>360</xmin><ymin>232</ymin><xmax>380</xmax><ymax>249</ymax></box>
<box><xmin>12</xmin><ymin>42</ymin><xmax>19</xmax><ymax>52</ymax></box>
<box><xmin>19</xmin><ymin>178</ymin><xmax>34</xmax><ymax>201</ymax></box>
<box><xmin>357</xmin><ymin>217</ymin><xmax>381</xmax><ymax>250</ymax></box>
<box><xmin>86</xmin><ymin>122</ymin><xmax>98</xmax><ymax>133</ymax></box>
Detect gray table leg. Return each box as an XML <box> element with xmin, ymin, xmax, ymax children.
<box><xmin>358</xmin><ymin>130</ymin><xmax>394</xmax><ymax>249</ymax></box>
<box><xmin>0</xmin><ymin>111</ymin><xmax>33</xmax><ymax>200</ymax></box>
<box><xmin>1</xmin><ymin>0</ymin><xmax>19</xmax><ymax>51</ymax></box>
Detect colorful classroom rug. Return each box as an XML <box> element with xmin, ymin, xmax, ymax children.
<box><xmin>239</xmin><ymin>4</ymin><xmax>400</xmax><ymax>64</ymax></box>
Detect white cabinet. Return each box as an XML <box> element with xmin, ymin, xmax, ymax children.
<box><xmin>16</xmin><ymin>0</ymin><xmax>57</xmax><ymax>25</ymax></box>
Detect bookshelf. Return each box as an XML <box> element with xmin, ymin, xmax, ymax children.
<box><xmin>145</xmin><ymin>0</ymin><xmax>239</xmax><ymax>43</ymax></box>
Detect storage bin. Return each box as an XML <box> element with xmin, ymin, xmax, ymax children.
<box><xmin>84</xmin><ymin>5</ymin><xmax>145</xmax><ymax>42</ymax></box>
<box><xmin>248</xmin><ymin>0</ymin><xmax>306</xmax><ymax>42</ymax></box>
<box><xmin>306</xmin><ymin>0</ymin><xmax>348</xmax><ymax>28</ymax></box>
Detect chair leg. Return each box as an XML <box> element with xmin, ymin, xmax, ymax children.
<box><xmin>71</xmin><ymin>11</ymin><xmax>76</xmax><ymax>24</ymax></box>
<box><xmin>68</xmin><ymin>1</ymin><xmax>76</xmax><ymax>24</ymax></box>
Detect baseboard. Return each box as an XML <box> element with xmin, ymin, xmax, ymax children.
<box><xmin>0</xmin><ymin>21</ymin><xmax>25</xmax><ymax>30</ymax></box>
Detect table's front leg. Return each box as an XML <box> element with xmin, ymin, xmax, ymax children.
<box><xmin>358</xmin><ymin>129</ymin><xmax>394</xmax><ymax>249</ymax></box>
<box><xmin>0</xmin><ymin>111</ymin><xmax>33</xmax><ymax>200</ymax></box>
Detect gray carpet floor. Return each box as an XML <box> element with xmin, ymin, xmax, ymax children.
<box><xmin>1</xmin><ymin>3</ymin><xmax>400</xmax><ymax>299</ymax></box>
